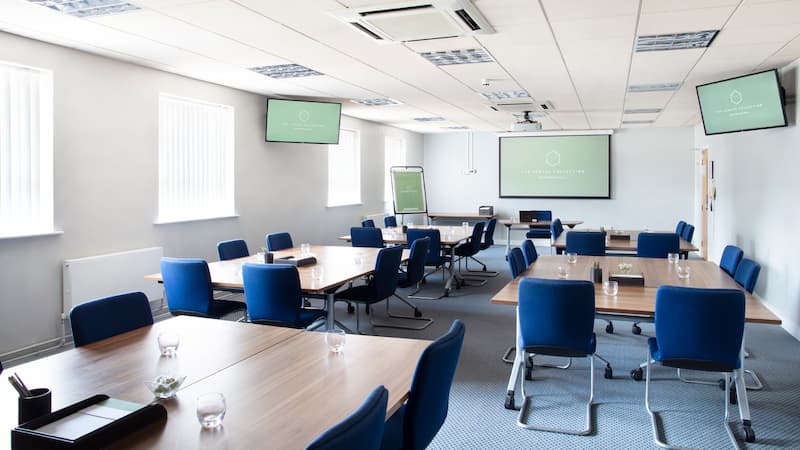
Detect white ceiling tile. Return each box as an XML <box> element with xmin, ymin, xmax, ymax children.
<box><xmin>586</xmin><ymin>111</ymin><xmax>622</xmax><ymax>128</ymax></box>
<box><xmin>473</xmin><ymin>0</ymin><xmax>545</xmax><ymax>28</ymax></box>
<box><xmin>725</xmin><ymin>1</ymin><xmax>800</xmax><ymax>28</ymax></box>
<box><xmin>542</xmin><ymin>0</ymin><xmax>640</xmax><ymax>21</ymax></box>
<box><xmin>641</xmin><ymin>0</ymin><xmax>740</xmax><ymax>14</ymax></box>
<box><xmin>624</xmin><ymin>91</ymin><xmax>675</xmax><ymax>109</ymax></box>
<box><xmin>638</xmin><ymin>7</ymin><xmax>736</xmax><ymax>35</ymax></box>
<box><xmin>547</xmin><ymin>112</ymin><xmax>590</xmax><ymax>129</ymax></box>
<box><xmin>404</xmin><ymin>36</ymin><xmax>480</xmax><ymax>53</ymax></box>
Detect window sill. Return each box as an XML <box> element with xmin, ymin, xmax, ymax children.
<box><xmin>326</xmin><ymin>203</ymin><xmax>363</xmax><ymax>208</ymax></box>
<box><xmin>154</xmin><ymin>215</ymin><xmax>240</xmax><ymax>225</ymax></box>
<box><xmin>0</xmin><ymin>230</ymin><xmax>64</xmax><ymax>240</ymax></box>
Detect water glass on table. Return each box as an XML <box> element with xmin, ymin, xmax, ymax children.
<box><xmin>667</xmin><ymin>253</ymin><xmax>679</xmax><ymax>264</ymax></box>
<box><xmin>196</xmin><ymin>393</ymin><xmax>226</xmax><ymax>429</ymax></box>
<box><xmin>567</xmin><ymin>252</ymin><xmax>578</xmax><ymax>264</ymax></box>
<box><xmin>325</xmin><ymin>329</ymin><xmax>346</xmax><ymax>353</ymax></box>
<box><xmin>157</xmin><ymin>332</ymin><xmax>180</xmax><ymax>357</ymax></box>
<box><xmin>677</xmin><ymin>265</ymin><xmax>691</xmax><ymax>279</ymax></box>
<box><xmin>603</xmin><ymin>280</ymin><xmax>618</xmax><ymax>296</ymax></box>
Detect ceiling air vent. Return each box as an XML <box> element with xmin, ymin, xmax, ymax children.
<box><xmin>331</xmin><ymin>0</ymin><xmax>494</xmax><ymax>44</ymax></box>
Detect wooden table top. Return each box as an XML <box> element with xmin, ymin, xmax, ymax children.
<box><xmin>338</xmin><ymin>225</ymin><xmax>473</xmax><ymax>246</ymax></box>
<box><xmin>427</xmin><ymin>212</ymin><xmax>495</xmax><ymax>219</ymax></box>
<box><xmin>490</xmin><ymin>255</ymin><xmax>781</xmax><ymax>324</ymax></box>
<box><xmin>552</xmin><ymin>229</ymin><xmax>699</xmax><ymax>252</ymax></box>
<box><xmin>498</xmin><ymin>219</ymin><xmax>584</xmax><ymax>228</ymax></box>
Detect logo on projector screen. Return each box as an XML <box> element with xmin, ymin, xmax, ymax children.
<box><xmin>729</xmin><ymin>89</ymin><xmax>743</xmax><ymax>105</ymax></box>
<box><xmin>298</xmin><ymin>109</ymin><xmax>311</xmax><ymax>122</ymax></box>
<box><xmin>545</xmin><ymin>151</ymin><xmax>561</xmax><ymax>167</ymax></box>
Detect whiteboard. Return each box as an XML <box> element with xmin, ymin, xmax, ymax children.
<box><xmin>390</xmin><ymin>166</ymin><xmax>428</xmax><ymax>214</ymax></box>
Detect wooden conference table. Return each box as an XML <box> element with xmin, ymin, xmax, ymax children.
<box><xmin>1</xmin><ymin>316</ymin><xmax>429</xmax><ymax>449</ymax></box>
<box><xmin>552</xmin><ymin>229</ymin><xmax>699</xmax><ymax>255</ymax></box>
<box><xmin>427</xmin><ymin>212</ymin><xmax>495</xmax><ymax>224</ymax></box>
<box><xmin>497</xmin><ymin>219</ymin><xmax>584</xmax><ymax>255</ymax></box>
<box><xmin>146</xmin><ymin>245</ymin><xmax>408</xmax><ymax>331</ymax></box>
<box><xmin>338</xmin><ymin>225</ymin><xmax>474</xmax><ymax>297</ymax></box>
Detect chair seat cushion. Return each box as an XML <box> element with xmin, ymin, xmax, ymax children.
<box><xmin>526</xmin><ymin>230</ymin><xmax>550</xmax><ymax>239</ymax></box>
<box><xmin>454</xmin><ymin>244</ymin><xmax>475</xmax><ymax>257</ymax></box>
<box><xmin>648</xmin><ymin>337</ymin><xmax>740</xmax><ymax>371</ymax></box>
<box><xmin>208</xmin><ymin>299</ymin><xmax>246</xmax><ymax>318</ymax></box>
<box><xmin>337</xmin><ymin>285</ymin><xmax>381</xmax><ymax>304</ymax></box>
<box><xmin>520</xmin><ymin>333</ymin><xmax>596</xmax><ymax>357</ymax></box>
<box><xmin>380</xmin><ymin>403</ymin><xmax>405</xmax><ymax>450</ymax></box>
<box><xmin>397</xmin><ymin>272</ymin><xmax>414</xmax><ymax>288</ymax></box>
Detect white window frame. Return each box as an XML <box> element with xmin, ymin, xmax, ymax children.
<box><xmin>383</xmin><ymin>135</ymin><xmax>407</xmax><ymax>204</ymax></box>
<box><xmin>0</xmin><ymin>60</ymin><xmax>55</xmax><ymax>239</ymax></box>
<box><xmin>327</xmin><ymin>129</ymin><xmax>361</xmax><ymax>207</ymax></box>
<box><xmin>156</xmin><ymin>93</ymin><xmax>235</xmax><ymax>224</ymax></box>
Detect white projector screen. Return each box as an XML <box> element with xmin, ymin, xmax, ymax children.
<box><xmin>499</xmin><ymin>134</ymin><xmax>611</xmax><ymax>199</ymax></box>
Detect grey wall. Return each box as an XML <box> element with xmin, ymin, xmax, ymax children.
<box><xmin>0</xmin><ymin>32</ymin><xmax>422</xmax><ymax>354</ymax></box>
<box><xmin>423</xmin><ymin>127</ymin><xmax>695</xmax><ymax>241</ymax></box>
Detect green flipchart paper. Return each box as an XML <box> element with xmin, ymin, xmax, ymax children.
<box><xmin>697</xmin><ymin>71</ymin><xmax>786</xmax><ymax>135</ymax></box>
<box><xmin>392</xmin><ymin>170</ymin><xmax>426</xmax><ymax>213</ymax></box>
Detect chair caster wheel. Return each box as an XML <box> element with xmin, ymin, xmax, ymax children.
<box><xmin>632</xmin><ymin>324</ymin><xmax>642</xmax><ymax>335</ymax></box>
<box><xmin>504</xmin><ymin>390</ymin><xmax>516</xmax><ymax>410</ymax></box>
<box><xmin>729</xmin><ymin>386</ymin><xmax>737</xmax><ymax>405</ymax></box>
<box><xmin>482</xmin><ymin>267</ymin><xmax>487</xmax><ymax>272</ymax></box>
<box><xmin>606</xmin><ymin>322</ymin><xmax>614</xmax><ymax>334</ymax></box>
<box><xmin>631</xmin><ymin>368</ymin><xmax>643</xmax><ymax>381</ymax></box>
<box><xmin>413</xmin><ymin>309</ymin><xmax>422</xmax><ymax>318</ymax></box>
<box><xmin>604</xmin><ymin>365</ymin><xmax>613</xmax><ymax>379</ymax></box>
<box><xmin>744</xmin><ymin>425</ymin><xmax>755</xmax><ymax>443</ymax></box>
<box><xmin>347</xmin><ymin>304</ymin><xmax>355</xmax><ymax>313</ymax></box>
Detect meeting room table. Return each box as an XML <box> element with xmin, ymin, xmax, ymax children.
<box><xmin>497</xmin><ymin>219</ymin><xmax>584</xmax><ymax>256</ymax></box>
<box><xmin>551</xmin><ymin>229</ymin><xmax>699</xmax><ymax>256</ymax></box>
<box><xmin>1</xmin><ymin>316</ymin><xmax>430</xmax><ymax>449</ymax></box>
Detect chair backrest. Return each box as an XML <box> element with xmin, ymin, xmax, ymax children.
<box><xmin>565</xmin><ymin>231</ymin><xmax>606</xmax><ymax>256</ymax></box>
<box><xmin>508</xmin><ymin>247</ymin><xmax>527</xmax><ymax>278</ymax></box>
<box><xmin>518</xmin><ymin>278</ymin><xmax>596</xmax><ymax>356</ymax></box>
<box><xmin>519</xmin><ymin>210</ymin><xmax>552</xmax><ymax>223</ymax></box>
<box><xmin>242</xmin><ymin>263</ymin><xmax>304</xmax><ymax>327</ymax></box>
<box><xmin>676</xmin><ymin>220</ymin><xmax>687</xmax><ymax>236</ymax></box>
<box><xmin>682</xmin><ymin>224</ymin><xmax>695</xmax><ymax>243</ymax></box>
<box><xmin>521</xmin><ymin>240</ymin><xmax>538</xmax><ymax>266</ymax></box>
<box><xmin>361</xmin><ymin>219</ymin><xmax>376</xmax><ymax>228</ymax></box>
<box><xmin>370</xmin><ymin>245</ymin><xmax>404</xmax><ymax>300</ymax></box>
<box><xmin>407</xmin><ymin>229</ymin><xmax>444</xmax><ymax>266</ymax></box>
<box><xmin>550</xmin><ymin>218</ymin><xmax>564</xmax><ymax>240</ymax></box>
<box><xmin>720</xmin><ymin>245</ymin><xmax>744</xmax><ymax>278</ymax></box>
<box><xmin>734</xmin><ymin>258</ymin><xmax>761</xmax><ymax>293</ymax></box>
<box><xmin>483</xmin><ymin>218</ymin><xmax>497</xmax><ymax>247</ymax></box>
<box><xmin>306</xmin><ymin>385</ymin><xmax>388</xmax><ymax>450</ymax></box>
<box><xmin>636</xmin><ymin>232</ymin><xmax>680</xmax><ymax>258</ymax></box>
<box><xmin>266</xmin><ymin>232</ymin><xmax>293</xmax><ymax>251</ymax></box>
<box><xmin>351</xmin><ymin>227</ymin><xmax>384</xmax><ymax>248</ymax></box>
<box><xmin>217</xmin><ymin>239</ymin><xmax>249</xmax><ymax>261</ymax></box>
<box><xmin>401</xmin><ymin>320</ymin><xmax>465</xmax><ymax>450</ymax></box>
<box><xmin>69</xmin><ymin>291</ymin><xmax>154</xmax><ymax>347</ymax></box>
<box><xmin>463</xmin><ymin>222</ymin><xmax>485</xmax><ymax>254</ymax></box>
<box><xmin>654</xmin><ymin>286</ymin><xmax>745</xmax><ymax>371</ymax></box>
<box><xmin>160</xmin><ymin>257</ymin><xmax>214</xmax><ymax>316</ymax></box>
<box><xmin>384</xmin><ymin>216</ymin><xmax>398</xmax><ymax>228</ymax></box>
<box><xmin>404</xmin><ymin>237</ymin><xmax>431</xmax><ymax>286</ymax></box>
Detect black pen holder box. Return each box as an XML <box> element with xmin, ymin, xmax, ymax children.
<box><xmin>18</xmin><ymin>388</ymin><xmax>51</xmax><ymax>424</ymax></box>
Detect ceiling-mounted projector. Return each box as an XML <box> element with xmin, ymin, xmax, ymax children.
<box><xmin>510</xmin><ymin>111</ymin><xmax>542</xmax><ymax>132</ymax></box>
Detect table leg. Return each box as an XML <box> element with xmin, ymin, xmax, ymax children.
<box><xmin>325</xmin><ymin>292</ymin><xmax>336</xmax><ymax>330</ymax></box>
<box><xmin>443</xmin><ymin>244</ymin><xmax>459</xmax><ymax>297</ymax></box>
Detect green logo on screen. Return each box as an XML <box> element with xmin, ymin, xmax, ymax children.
<box><xmin>729</xmin><ymin>89</ymin><xmax>743</xmax><ymax>105</ymax></box>
<box><xmin>545</xmin><ymin>150</ymin><xmax>561</xmax><ymax>167</ymax></box>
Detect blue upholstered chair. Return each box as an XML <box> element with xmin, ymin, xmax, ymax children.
<box><xmin>242</xmin><ymin>263</ymin><xmax>325</xmax><ymax>329</ymax></box>
<box><xmin>641</xmin><ymin>286</ymin><xmax>753</xmax><ymax>447</ymax></box>
<box><xmin>379</xmin><ymin>237</ymin><xmax>433</xmax><ymax>330</ymax></box>
<box><xmin>69</xmin><ymin>291</ymin><xmax>154</xmax><ymax>347</ymax></box>
<box><xmin>381</xmin><ymin>320</ymin><xmax>466</xmax><ymax>450</ymax></box>
<box><xmin>307</xmin><ymin>385</ymin><xmax>388</xmax><ymax>450</ymax></box>
<box><xmin>336</xmin><ymin>245</ymin><xmax>404</xmax><ymax>333</ymax></box>
<box><xmin>464</xmin><ymin>218</ymin><xmax>498</xmax><ymax>276</ymax></box>
<box><xmin>508</xmin><ymin>247</ymin><xmax>527</xmax><ymax>279</ymax></box>
<box><xmin>521</xmin><ymin>240</ymin><xmax>538</xmax><ymax>266</ymax></box>
<box><xmin>217</xmin><ymin>239</ymin><xmax>249</xmax><ymax>261</ymax></box>
<box><xmin>720</xmin><ymin>245</ymin><xmax>744</xmax><ymax>278</ymax></box>
<box><xmin>351</xmin><ymin>226</ymin><xmax>384</xmax><ymax>248</ymax></box>
<box><xmin>522</xmin><ymin>210</ymin><xmax>552</xmax><ymax>240</ymax></box>
<box><xmin>675</xmin><ymin>220</ymin><xmax>687</xmax><ymax>236</ymax></box>
<box><xmin>509</xmin><ymin>278</ymin><xmax>612</xmax><ymax>435</ymax></box>
<box><xmin>734</xmin><ymin>258</ymin><xmax>761</xmax><ymax>293</ymax></box>
<box><xmin>550</xmin><ymin>218</ymin><xmax>564</xmax><ymax>240</ymax></box>
<box><xmin>565</xmin><ymin>231</ymin><xmax>606</xmax><ymax>256</ymax></box>
<box><xmin>160</xmin><ymin>257</ymin><xmax>246</xmax><ymax>319</ymax></box>
<box><xmin>406</xmin><ymin>229</ymin><xmax>450</xmax><ymax>296</ymax></box>
<box><xmin>636</xmin><ymin>232</ymin><xmax>680</xmax><ymax>258</ymax></box>
<box><xmin>682</xmin><ymin>223</ymin><xmax>695</xmax><ymax>243</ymax></box>
<box><xmin>266</xmin><ymin>232</ymin><xmax>293</xmax><ymax>251</ymax></box>
<box><xmin>454</xmin><ymin>222</ymin><xmax>487</xmax><ymax>286</ymax></box>
<box><xmin>384</xmin><ymin>216</ymin><xmax>398</xmax><ymax>228</ymax></box>
<box><xmin>361</xmin><ymin>219</ymin><xmax>376</xmax><ymax>228</ymax></box>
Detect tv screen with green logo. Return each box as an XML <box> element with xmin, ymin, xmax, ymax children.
<box><xmin>265</xmin><ymin>99</ymin><xmax>342</xmax><ymax>144</ymax></box>
<box><xmin>499</xmin><ymin>134</ymin><xmax>610</xmax><ymax>199</ymax></box>
<box><xmin>696</xmin><ymin>69</ymin><xmax>787</xmax><ymax>135</ymax></box>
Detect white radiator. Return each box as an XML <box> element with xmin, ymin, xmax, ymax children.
<box><xmin>62</xmin><ymin>247</ymin><xmax>164</xmax><ymax>317</ymax></box>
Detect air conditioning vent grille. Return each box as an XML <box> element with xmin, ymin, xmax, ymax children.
<box><xmin>360</xmin><ymin>4</ymin><xmax>433</xmax><ymax>16</ymax></box>
<box><xmin>453</xmin><ymin>9</ymin><xmax>480</xmax><ymax>31</ymax></box>
<box><xmin>350</xmin><ymin>22</ymin><xmax>383</xmax><ymax>40</ymax></box>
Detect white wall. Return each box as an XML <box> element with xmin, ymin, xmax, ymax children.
<box><xmin>0</xmin><ymin>32</ymin><xmax>422</xmax><ymax>354</ymax></box>
<box><xmin>694</xmin><ymin>59</ymin><xmax>800</xmax><ymax>338</ymax></box>
<box><xmin>423</xmin><ymin>127</ymin><xmax>695</xmax><ymax>241</ymax></box>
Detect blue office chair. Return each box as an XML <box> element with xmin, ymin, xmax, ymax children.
<box><xmin>565</xmin><ymin>231</ymin><xmax>606</xmax><ymax>256</ymax></box>
<box><xmin>636</xmin><ymin>232</ymin><xmax>680</xmax><ymax>258</ymax></box>
<box><xmin>508</xmin><ymin>247</ymin><xmax>527</xmax><ymax>279</ymax></box>
<box><xmin>336</xmin><ymin>245</ymin><xmax>404</xmax><ymax>333</ymax></box>
<box><xmin>639</xmin><ymin>286</ymin><xmax>753</xmax><ymax>447</ymax></box>
<box><xmin>682</xmin><ymin>223</ymin><xmax>695</xmax><ymax>243</ymax></box>
<box><xmin>406</xmin><ymin>229</ymin><xmax>450</xmax><ymax>299</ymax></box>
<box><xmin>242</xmin><ymin>263</ymin><xmax>325</xmax><ymax>329</ymax></box>
<box><xmin>384</xmin><ymin>216</ymin><xmax>398</xmax><ymax>228</ymax></box>
<box><xmin>351</xmin><ymin>226</ymin><xmax>384</xmax><ymax>248</ymax></box>
<box><xmin>69</xmin><ymin>291</ymin><xmax>154</xmax><ymax>347</ymax></box>
<box><xmin>453</xmin><ymin>222</ymin><xmax>486</xmax><ymax>286</ymax></box>
<box><xmin>466</xmin><ymin>218</ymin><xmax>498</xmax><ymax>276</ymax></box>
<box><xmin>307</xmin><ymin>385</ymin><xmax>388</xmax><ymax>450</ymax></box>
<box><xmin>734</xmin><ymin>258</ymin><xmax>760</xmax><ymax>293</ymax></box>
<box><xmin>521</xmin><ymin>240</ymin><xmax>538</xmax><ymax>266</ymax></box>
<box><xmin>378</xmin><ymin>237</ymin><xmax>433</xmax><ymax>330</ymax></box>
<box><xmin>160</xmin><ymin>257</ymin><xmax>246</xmax><ymax>319</ymax></box>
<box><xmin>266</xmin><ymin>232</ymin><xmax>293</xmax><ymax>251</ymax></box>
<box><xmin>675</xmin><ymin>220</ymin><xmax>687</xmax><ymax>236</ymax></box>
<box><xmin>522</xmin><ymin>210</ymin><xmax>552</xmax><ymax>240</ymax></box>
<box><xmin>381</xmin><ymin>320</ymin><xmax>465</xmax><ymax>450</ymax></box>
<box><xmin>507</xmin><ymin>278</ymin><xmax>612</xmax><ymax>435</ymax></box>
<box><xmin>216</xmin><ymin>239</ymin><xmax>249</xmax><ymax>261</ymax></box>
<box><xmin>361</xmin><ymin>218</ymin><xmax>376</xmax><ymax>228</ymax></box>
<box><xmin>720</xmin><ymin>245</ymin><xmax>744</xmax><ymax>278</ymax></box>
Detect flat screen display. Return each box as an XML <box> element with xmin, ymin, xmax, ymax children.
<box><xmin>499</xmin><ymin>134</ymin><xmax>611</xmax><ymax>199</ymax></box>
<box><xmin>696</xmin><ymin>69</ymin><xmax>787</xmax><ymax>135</ymax></box>
<box><xmin>265</xmin><ymin>99</ymin><xmax>342</xmax><ymax>144</ymax></box>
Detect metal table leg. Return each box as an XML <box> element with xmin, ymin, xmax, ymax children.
<box><xmin>505</xmin><ymin>224</ymin><xmax>512</xmax><ymax>259</ymax></box>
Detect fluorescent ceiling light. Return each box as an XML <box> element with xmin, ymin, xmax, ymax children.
<box><xmin>628</xmin><ymin>83</ymin><xmax>681</xmax><ymax>93</ymax></box>
<box><xmin>249</xmin><ymin>64</ymin><xmax>322</xmax><ymax>79</ymax></box>
<box><xmin>624</xmin><ymin>108</ymin><xmax>662</xmax><ymax>114</ymax></box>
<box><xmin>442</xmin><ymin>126</ymin><xmax>470</xmax><ymax>130</ymax></box>
<box><xmin>479</xmin><ymin>90</ymin><xmax>530</xmax><ymax>101</ymax></box>
<box><xmin>28</xmin><ymin>0</ymin><xmax>140</xmax><ymax>18</ymax></box>
<box><xmin>635</xmin><ymin>30</ymin><xmax>718</xmax><ymax>52</ymax></box>
<box><xmin>419</xmin><ymin>48</ymin><xmax>493</xmax><ymax>66</ymax></box>
<box><xmin>622</xmin><ymin>120</ymin><xmax>655</xmax><ymax>124</ymax></box>
<box><xmin>351</xmin><ymin>98</ymin><xmax>400</xmax><ymax>106</ymax></box>
<box><xmin>413</xmin><ymin>117</ymin><xmax>446</xmax><ymax>122</ymax></box>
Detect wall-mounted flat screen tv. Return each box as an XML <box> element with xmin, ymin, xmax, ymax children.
<box><xmin>696</xmin><ymin>69</ymin><xmax>787</xmax><ymax>135</ymax></box>
<box><xmin>265</xmin><ymin>98</ymin><xmax>342</xmax><ymax>144</ymax></box>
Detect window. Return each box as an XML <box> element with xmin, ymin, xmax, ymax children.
<box><xmin>327</xmin><ymin>129</ymin><xmax>360</xmax><ymax>207</ymax></box>
<box><xmin>0</xmin><ymin>61</ymin><xmax>54</xmax><ymax>238</ymax></box>
<box><xmin>384</xmin><ymin>136</ymin><xmax>406</xmax><ymax>203</ymax></box>
<box><xmin>157</xmin><ymin>94</ymin><xmax>234</xmax><ymax>223</ymax></box>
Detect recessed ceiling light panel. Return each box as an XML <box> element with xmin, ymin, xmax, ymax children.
<box><xmin>624</xmin><ymin>108</ymin><xmax>662</xmax><ymax>114</ymax></box>
<box><xmin>249</xmin><ymin>64</ymin><xmax>322</xmax><ymax>79</ymax></box>
<box><xmin>628</xmin><ymin>83</ymin><xmax>681</xmax><ymax>93</ymax></box>
<box><xmin>621</xmin><ymin>120</ymin><xmax>655</xmax><ymax>124</ymax></box>
<box><xmin>413</xmin><ymin>117</ymin><xmax>446</xmax><ymax>122</ymax></box>
<box><xmin>635</xmin><ymin>30</ymin><xmax>718</xmax><ymax>52</ymax></box>
<box><xmin>351</xmin><ymin>98</ymin><xmax>401</xmax><ymax>106</ymax></box>
<box><xmin>28</xmin><ymin>0</ymin><xmax>140</xmax><ymax>18</ymax></box>
<box><xmin>479</xmin><ymin>90</ymin><xmax>530</xmax><ymax>101</ymax></box>
<box><xmin>419</xmin><ymin>48</ymin><xmax>493</xmax><ymax>66</ymax></box>
<box><xmin>442</xmin><ymin>126</ymin><xmax>470</xmax><ymax>130</ymax></box>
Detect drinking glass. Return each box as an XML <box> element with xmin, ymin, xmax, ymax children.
<box><xmin>311</xmin><ymin>266</ymin><xmax>324</xmax><ymax>282</ymax></box>
<box><xmin>157</xmin><ymin>332</ymin><xmax>180</xmax><ymax>357</ymax></box>
<box><xmin>667</xmin><ymin>253</ymin><xmax>679</xmax><ymax>264</ymax></box>
<box><xmin>603</xmin><ymin>280</ymin><xmax>619</xmax><ymax>296</ymax></box>
<box><xmin>325</xmin><ymin>329</ymin><xmax>346</xmax><ymax>353</ymax></box>
<box><xmin>557</xmin><ymin>266</ymin><xmax>568</xmax><ymax>279</ymax></box>
<box><xmin>462</xmin><ymin>221</ymin><xmax>469</xmax><ymax>230</ymax></box>
<box><xmin>677</xmin><ymin>265</ymin><xmax>691</xmax><ymax>279</ymax></box>
<box><xmin>567</xmin><ymin>252</ymin><xmax>578</xmax><ymax>264</ymax></box>
<box><xmin>196</xmin><ymin>393</ymin><xmax>226</xmax><ymax>429</ymax></box>
<box><xmin>300</xmin><ymin>243</ymin><xmax>311</xmax><ymax>256</ymax></box>
<box><xmin>353</xmin><ymin>254</ymin><xmax>363</xmax><ymax>266</ymax></box>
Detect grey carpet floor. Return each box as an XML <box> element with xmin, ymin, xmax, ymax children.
<box><xmin>330</xmin><ymin>246</ymin><xmax>800</xmax><ymax>449</ymax></box>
